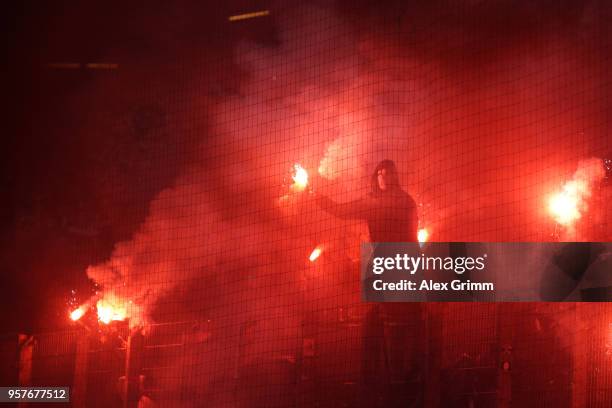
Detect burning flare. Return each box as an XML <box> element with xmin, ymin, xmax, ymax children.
<box><xmin>548</xmin><ymin>158</ymin><xmax>604</xmax><ymax>227</ymax></box>
<box><xmin>309</xmin><ymin>246</ymin><xmax>323</xmax><ymax>262</ymax></box>
<box><xmin>548</xmin><ymin>182</ymin><xmax>583</xmax><ymax>226</ymax></box>
<box><xmin>291</xmin><ymin>164</ymin><xmax>309</xmax><ymax>192</ymax></box>
<box><xmin>279</xmin><ymin>163</ymin><xmax>310</xmax><ymax>205</ymax></box>
<box><xmin>417</xmin><ymin>228</ymin><xmax>429</xmax><ymax>243</ymax></box>
<box><xmin>70</xmin><ymin>306</ymin><xmax>87</xmax><ymax>321</ymax></box>
<box><xmin>96</xmin><ymin>298</ymin><xmax>127</xmax><ymax>324</ymax></box>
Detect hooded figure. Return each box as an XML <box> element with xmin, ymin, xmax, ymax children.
<box><xmin>317</xmin><ymin>160</ymin><xmax>418</xmax><ymax>242</ymax></box>
<box><xmin>316</xmin><ymin>160</ymin><xmax>422</xmax><ymax>406</ymax></box>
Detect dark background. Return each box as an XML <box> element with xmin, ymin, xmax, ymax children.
<box><xmin>2</xmin><ymin>0</ymin><xmax>280</xmax><ymax>332</ymax></box>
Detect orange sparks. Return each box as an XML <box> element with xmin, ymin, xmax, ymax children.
<box><xmin>291</xmin><ymin>164</ymin><xmax>309</xmax><ymax>192</ymax></box>
<box><xmin>418</xmin><ymin>228</ymin><xmax>429</xmax><ymax>243</ymax></box>
<box><xmin>309</xmin><ymin>246</ymin><xmax>323</xmax><ymax>262</ymax></box>
<box><xmin>96</xmin><ymin>298</ymin><xmax>127</xmax><ymax>324</ymax></box>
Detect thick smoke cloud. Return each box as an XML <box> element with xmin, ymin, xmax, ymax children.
<box><xmin>80</xmin><ymin>1</ymin><xmax>609</xmax><ymax>404</ymax></box>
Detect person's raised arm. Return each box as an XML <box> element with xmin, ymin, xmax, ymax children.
<box><xmin>315</xmin><ymin>193</ymin><xmax>371</xmax><ymax>220</ymax></box>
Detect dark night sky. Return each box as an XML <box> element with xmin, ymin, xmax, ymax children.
<box><xmin>2</xmin><ymin>0</ymin><xmax>609</xmax><ymax>333</ymax></box>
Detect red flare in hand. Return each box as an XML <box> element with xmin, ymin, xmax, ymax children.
<box><xmin>291</xmin><ymin>164</ymin><xmax>309</xmax><ymax>192</ymax></box>
<box><xmin>417</xmin><ymin>228</ymin><xmax>429</xmax><ymax>243</ymax></box>
<box><xmin>70</xmin><ymin>306</ymin><xmax>87</xmax><ymax>321</ymax></box>
<box><xmin>309</xmin><ymin>246</ymin><xmax>323</xmax><ymax>262</ymax></box>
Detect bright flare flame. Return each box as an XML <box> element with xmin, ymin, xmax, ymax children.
<box><xmin>418</xmin><ymin>228</ymin><xmax>429</xmax><ymax>243</ymax></box>
<box><xmin>70</xmin><ymin>306</ymin><xmax>86</xmax><ymax>321</ymax></box>
<box><xmin>548</xmin><ymin>180</ymin><xmax>586</xmax><ymax>226</ymax></box>
<box><xmin>96</xmin><ymin>298</ymin><xmax>127</xmax><ymax>324</ymax></box>
<box><xmin>547</xmin><ymin>158</ymin><xmax>605</xmax><ymax>229</ymax></box>
<box><xmin>291</xmin><ymin>164</ymin><xmax>309</xmax><ymax>192</ymax></box>
<box><xmin>309</xmin><ymin>246</ymin><xmax>323</xmax><ymax>262</ymax></box>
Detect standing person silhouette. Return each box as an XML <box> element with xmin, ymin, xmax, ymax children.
<box><xmin>316</xmin><ymin>160</ymin><xmax>418</xmax><ymax>243</ymax></box>
<box><xmin>315</xmin><ymin>159</ymin><xmax>420</xmax><ymax>406</ymax></box>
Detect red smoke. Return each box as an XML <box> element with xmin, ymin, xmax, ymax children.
<box><xmin>74</xmin><ymin>3</ymin><xmax>609</xmax><ymax>404</ymax></box>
